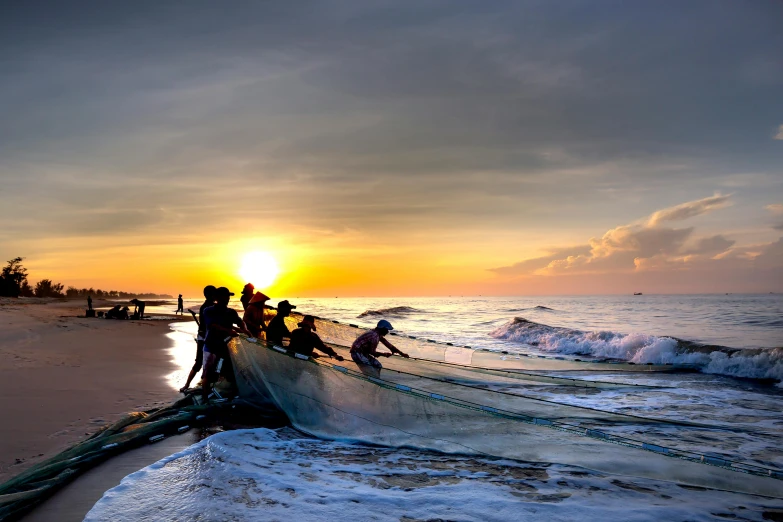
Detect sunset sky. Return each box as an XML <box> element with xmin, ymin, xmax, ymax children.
<box><xmin>1</xmin><ymin>1</ymin><xmax>781</xmax><ymax>296</ymax></box>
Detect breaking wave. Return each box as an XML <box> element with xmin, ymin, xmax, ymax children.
<box><xmin>489</xmin><ymin>318</ymin><xmax>783</xmax><ymax>383</ymax></box>
<box><xmin>358</xmin><ymin>306</ymin><xmax>424</xmax><ymax>318</ymax></box>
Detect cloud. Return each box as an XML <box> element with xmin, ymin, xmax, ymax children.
<box><xmin>647</xmin><ymin>194</ymin><xmax>732</xmax><ymax>226</ymax></box>
<box><xmin>492</xmin><ymin>196</ymin><xmax>744</xmax><ymax>277</ymax></box>
<box><xmin>489</xmin><ymin>245</ymin><xmax>591</xmax><ymax>276</ymax></box>
<box><xmin>775</xmin><ymin>125</ymin><xmax>783</xmax><ymax>140</ymax></box>
<box><xmin>682</xmin><ymin>235</ymin><xmax>735</xmax><ymax>256</ymax></box>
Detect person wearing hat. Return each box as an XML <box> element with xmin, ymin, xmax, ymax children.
<box><xmin>201</xmin><ymin>286</ymin><xmax>251</xmax><ymax>402</ymax></box>
<box><xmin>350</xmin><ymin>319</ymin><xmax>409</xmax><ymax>369</ymax></box>
<box><xmin>289</xmin><ymin>315</ymin><xmax>344</xmax><ymax>361</ymax></box>
<box><xmin>180</xmin><ymin>285</ymin><xmax>215</xmax><ymax>392</ymax></box>
<box><xmin>240</xmin><ymin>283</ymin><xmax>255</xmax><ymax>310</ymax></box>
<box><xmin>243</xmin><ymin>291</ymin><xmax>270</xmax><ymax>337</ymax></box>
<box><xmin>266</xmin><ymin>300</ymin><xmax>296</xmax><ymax>346</ymax></box>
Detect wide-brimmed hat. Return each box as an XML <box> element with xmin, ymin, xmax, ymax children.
<box><xmin>298</xmin><ymin>315</ymin><xmax>316</xmax><ymax>330</ymax></box>
<box><xmin>277</xmin><ymin>300</ymin><xmax>296</xmax><ymax>311</ymax></box>
<box><xmin>249</xmin><ymin>291</ymin><xmax>270</xmax><ymax>305</ymax></box>
<box><xmin>242</xmin><ymin>283</ymin><xmax>255</xmax><ymax>293</ymax></box>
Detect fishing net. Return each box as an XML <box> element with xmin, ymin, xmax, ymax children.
<box><xmin>230</xmin><ymin>312</ymin><xmax>783</xmax><ymax>498</ymax></box>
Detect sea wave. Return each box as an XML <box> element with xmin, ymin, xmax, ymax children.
<box><xmin>489</xmin><ymin>318</ymin><xmax>783</xmax><ymax>383</ymax></box>
<box><xmin>357</xmin><ymin>306</ymin><xmax>424</xmax><ymax>318</ymax></box>
<box><xmin>504</xmin><ymin>305</ymin><xmax>557</xmax><ymax>312</ymax></box>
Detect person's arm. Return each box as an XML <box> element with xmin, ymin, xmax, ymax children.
<box><xmin>314</xmin><ymin>335</ymin><xmax>344</xmax><ymax>361</ymax></box>
<box><xmin>379</xmin><ymin>336</ymin><xmax>409</xmax><ymax>358</ymax></box>
<box><xmin>232</xmin><ymin>314</ymin><xmax>253</xmax><ymax>337</ymax></box>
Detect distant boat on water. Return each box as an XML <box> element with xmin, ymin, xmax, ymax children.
<box><xmin>633</xmin><ymin>292</ymin><xmax>643</xmax><ymax>295</ymax></box>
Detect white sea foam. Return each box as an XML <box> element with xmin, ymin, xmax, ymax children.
<box><xmin>86</xmin><ymin>428</ymin><xmax>783</xmax><ymax>521</ymax></box>
<box><xmin>490</xmin><ymin>318</ymin><xmax>783</xmax><ymax>382</ymax></box>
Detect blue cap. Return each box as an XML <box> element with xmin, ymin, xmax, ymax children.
<box><xmin>377</xmin><ymin>319</ymin><xmax>393</xmax><ymax>330</ymax></box>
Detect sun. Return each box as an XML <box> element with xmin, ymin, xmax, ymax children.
<box><xmin>239</xmin><ymin>251</ymin><xmax>280</xmax><ymax>289</ymax></box>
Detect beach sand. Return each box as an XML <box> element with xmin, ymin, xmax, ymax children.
<box><xmin>20</xmin><ymin>431</ymin><xmax>200</xmax><ymax>522</ymax></box>
<box><xmin>0</xmin><ymin>297</ymin><xmax>184</xmax><ymax>483</ymax></box>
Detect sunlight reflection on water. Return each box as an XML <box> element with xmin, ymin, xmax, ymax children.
<box><xmin>165</xmin><ymin>321</ymin><xmax>199</xmax><ymax>390</ymax></box>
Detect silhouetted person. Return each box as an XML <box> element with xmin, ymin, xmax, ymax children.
<box><xmin>266</xmin><ymin>300</ymin><xmax>296</xmax><ymax>345</ymax></box>
<box><xmin>289</xmin><ymin>315</ymin><xmax>344</xmax><ymax>361</ymax></box>
<box><xmin>130</xmin><ymin>299</ymin><xmax>146</xmax><ymax>319</ymax></box>
<box><xmin>201</xmin><ymin>287</ymin><xmax>251</xmax><ymax>402</ymax></box>
<box><xmin>87</xmin><ymin>295</ymin><xmax>93</xmax><ymax>311</ymax></box>
<box><xmin>243</xmin><ymin>291</ymin><xmax>270</xmax><ymax>337</ymax></box>
<box><xmin>350</xmin><ymin>320</ymin><xmax>409</xmax><ymax>370</ymax></box>
<box><xmin>180</xmin><ymin>285</ymin><xmax>215</xmax><ymax>393</ymax></box>
<box><xmin>120</xmin><ymin>306</ymin><xmax>129</xmax><ymax>320</ymax></box>
<box><xmin>106</xmin><ymin>305</ymin><xmax>122</xmax><ymax>319</ymax></box>
<box><xmin>240</xmin><ymin>283</ymin><xmax>254</xmax><ymax>310</ymax></box>
<box><xmin>176</xmin><ymin>294</ymin><xmax>184</xmax><ymax>315</ymax></box>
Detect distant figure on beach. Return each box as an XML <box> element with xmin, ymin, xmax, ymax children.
<box><xmin>201</xmin><ymin>287</ymin><xmax>251</xmax><ymax>402</ymax></box>
<box><xmin>266</xmin><ymin>300</ymin><xmax>296</xmax><ymax>345</ymax></box>
<box><xmin>180</xmin><ymin>285</ymin><xmax>215</xmax><ymax>393</ymax></box>
<box><xmin>105</xmin><ymin>305</ymin><xmax>129</xmax><ymax>320</ymax></box>
<box><xmin>243</xmin><ymin>291</ymin><xmax>270</xmax><ymax>337</ymax></box>
<box><xmin>87</xmin><ymin>295</ymin><xmax>93</xmax><ymax>311</ymax></box>
<box><xmin>240</xmin><ymin>283</ymin><xmax>254</xmax><ymax>310</ymax></box>
<box><xmin>130</xmin><ymin>299</ymin><xmax>146</xmax><ymax>319</ymax></box>
<box><xmin>176</xmin><ymin>294</ymin><xmax>184</xmax><ymax>315</ymax></box>
<box><xmin>289</xmin><ymin>315</ymin><xmax>344</xmax><ymax>361</ymax></box>
<box><xmin>350</xmin><ymin>320</ymin><xmax>409</xmax><ymax>370</ymax></box>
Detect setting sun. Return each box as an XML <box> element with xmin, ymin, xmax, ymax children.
<box><xmin>239</xmin><ymin>251</ymin><xmax>280</xmax><ymax>289</ymax></box>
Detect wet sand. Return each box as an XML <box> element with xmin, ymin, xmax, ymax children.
<box><xmin>20</xmin><ymin>431</ymin><xmax>199</xmax><ymax>522</ymax></box>
<box><xmin>0</xmin><ymin>298</ymin><xmax>185</xmax><ymax>483</ymax></box>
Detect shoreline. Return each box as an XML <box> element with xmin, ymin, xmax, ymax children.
<box><xmin>0</xmin><ymin>298</ymin><xmax>187</xmax><ymax>482</ymax></box>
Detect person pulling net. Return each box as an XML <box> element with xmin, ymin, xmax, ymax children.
<box><xmin>350</xmin><ymin>320</ymin><xmax>409</xmax><ymax>370</ymax></box>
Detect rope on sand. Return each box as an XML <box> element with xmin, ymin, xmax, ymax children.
<box><xmin>0</xmin><ymin>395</ymin><xmax>234</xmax><ymax>522</ymax></box>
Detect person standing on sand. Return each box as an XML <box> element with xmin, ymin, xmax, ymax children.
<box><xmin>176</xmin><ymin>294</ymin><xmax>184</xmax><ymax>315</ymax></box>
<box><xmin>266</xmin><ymin>300</ymin><xmax>296</xmax><ymax>345</ymax></box>
<box><xmin>350</xmin><ymin>320</ymin><xmax>409</xmax><ymax>369</ymax></box>
<box><xmin>240</xmin><ymin>283</ymin><xmax>254</xmax><ymax>310</ymax></box>
<box><xmin>201</xmin><ymin>287</ymin><xmax>251</xmax><ymax>402</ymax></box>
<box><xmin>289</xmin><ymin>315</ymin><xmax>344</xmax><ymax>361</ymax></box>
<box><xmin>87</xmin><ymin>295</ymin><xmax>92</xmax><ymax>311</ymax></box>
<box><xmin>180</xmin><ymin>285</ymin><xmax>215</xmax><ymax>393</ymax></box>
<box><xmin>243</xmin><ymin>291</ymin><xmax>270</xmax><ymax>337</ymax></box>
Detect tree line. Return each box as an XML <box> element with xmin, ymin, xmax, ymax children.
<box><xmin>0</xmin><ymin>257</ymin><xmax>172</xmax><ymax>299</ymax></box>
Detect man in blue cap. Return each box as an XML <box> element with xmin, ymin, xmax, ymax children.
<box><xmin>350</xmin><ymin>319</ymin><xmax>409</xmax><ymax>369</ymax></box>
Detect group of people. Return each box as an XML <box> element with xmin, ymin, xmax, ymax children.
<box><xmin>179</xmin><ymin>282</ymin><xmax>409</xmax><ymax>402</ymax></box>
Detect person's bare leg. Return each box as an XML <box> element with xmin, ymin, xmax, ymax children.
<box><xmin>180</xmin><ymin>367</ymin><xmax>199</xmax><ymax>392</ymax></box>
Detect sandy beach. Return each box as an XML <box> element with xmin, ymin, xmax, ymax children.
<box><xmin>0</xmin><ymin>298</ymin><xmax>183</xmax><ymax>483</ymax></box>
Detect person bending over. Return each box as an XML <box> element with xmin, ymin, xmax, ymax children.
<box><xmin>180</xmin><ymin>285</ymin><xmax>215</xmax><ymax>393</ymax></box>
<box><xmin>289</xmin><ymin>315</ymin><xmax>344</xmax><ymax>361</ymax></box>
<box><xmin>201</xmin><ymin>286</ymin><xmax>251</xmax><ymax>402</ymax></box>
<box><xmin>350</xmin><ymin>320</ymin><xmax>409</xmax><ymax>369</ymax></box>
<box><xmin>266</xmin><ymin>300</ymin><xmax>296</xmax><ymax>346</ymax></box>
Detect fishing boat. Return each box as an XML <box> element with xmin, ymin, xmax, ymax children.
<box><xmin>228</xmin><ymin>312</ymin><xmax>783</xmax><ymax>499</ymax></box>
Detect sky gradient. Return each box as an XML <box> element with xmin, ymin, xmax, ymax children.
<box><xmin>1</xmin><ymin>1</ymin><xmax>782</xmax><ymax>296</ymax></box>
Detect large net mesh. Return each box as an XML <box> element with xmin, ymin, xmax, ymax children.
<box><xmin>229</xmin><ymin>312</ymin><xmax>783</xmax><ymax>498</ymax></box>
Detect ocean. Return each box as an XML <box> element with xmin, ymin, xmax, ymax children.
<box><xmin>92</xmin><ymin>294</ymin><xmax>783</xmax><ymax>520</ymax></box>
